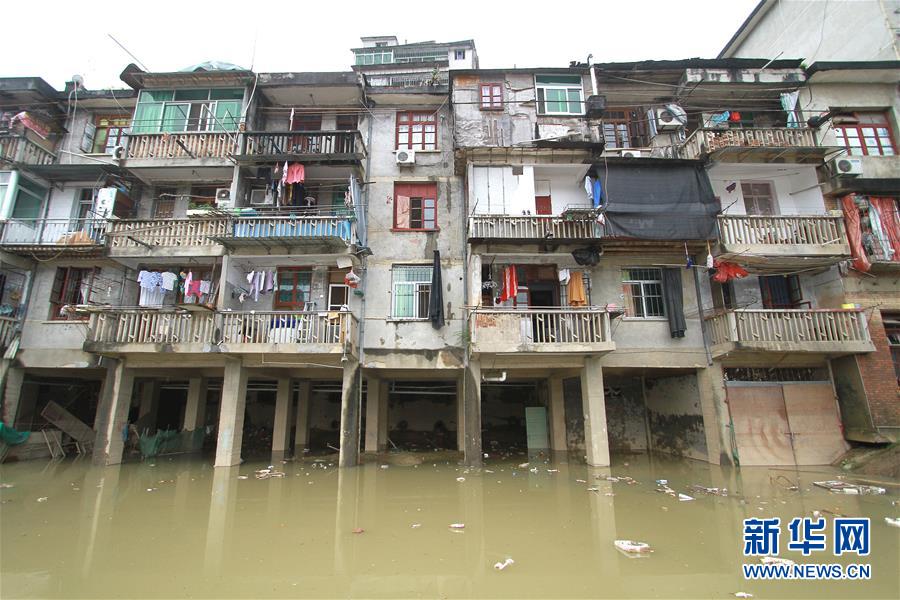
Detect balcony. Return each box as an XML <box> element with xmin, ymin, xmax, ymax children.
<box><xmin>233</xmin><ymin>131</ymin><xmax>366</xmax><ymax>165</ymax></box>
<box><xmin>470</xmin><ymin>308</ymin><xmax>614</xmax><ymax>356</ymax></box>
<box><xmin>105</xmin><ymin>218</ymin><xmax>228</xmax><ymax>258</ymax></box>
<box><xmin>704</xmin><ymin>309</ymin><xmax>874</xmax><ymax>358</ymax></box>
<box><xmin>0</xmin><ymin>316</ymin><xmax>19</xmax><ymax>353</ymax></box>
<box><xmin>0</xmin><ymin>218</ymin><xmax>105</xmax><ymax>257</ymax></box>
<box><xmin>716</xmin><ymin>214</ymin><xmax>851</xmax><ymax>269</ymax></box>
<box><xmin>366</xmin><ymin>71</ymin><xmax>449</xmax><ymax>88</ymax></box>
<box><xmin>209</xmin><ymin>215</ymin><xmax>355</xmax><ymax>253</ymax></box>
<box><xmin>84</xmin><ymin>309</ymin><xmax>358</xmax><ymax>357</ymax></box>
<box><xmin>0</xmin><ymin>134</ymin><xmax>56</xmax><ymax>167</ymax></box>
<box><xmin>680</xmin><ymin>128</ymin><xmax>829</xmax><ymax>163</ymax></box>
<box><xmin>125</xmin><ymin>132</ymin><xmax>236</xmax><ymax>160</ymax></box>
<box><xmin>468</xmin><ymin>215</ymin><xmax>600</xmax><ymax>243</ymax></box>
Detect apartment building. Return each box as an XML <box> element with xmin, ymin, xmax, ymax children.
<box><xmin>0</xmin><ymin>32</ymin><xmax>894</xmax><ymax>467</ymax></box>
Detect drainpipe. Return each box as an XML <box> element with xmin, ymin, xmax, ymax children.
<box><xmin>588</xmin><ymin>55</ymin><xmax>598</xmax><ymax>97</ymax></box>
<box><xmin>692</xmin><ymin>261</ymin><xmax>713</xmax><ymax>366</ymax></box>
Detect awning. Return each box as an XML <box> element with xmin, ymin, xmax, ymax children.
<box><xmin>594</xmin><ymin>160</ymin><xmax>718</xmax><ymax>240</ymax></box>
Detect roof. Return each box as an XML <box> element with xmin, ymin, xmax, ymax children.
<box><xmin>450</xmin><ymin>58</ymin><xmax>803</xmax><ymax>78</ymax></box>
<box><xmin>119</xmin><ymin>63</ymin><xmax>255</xmax><ymax>90</ymax></box>
<box><xmin>0</xmin><ymin>77</ymin><xmax>60</xmax><ymax>104</ymax></box>
<box><xmin>179</xmin><ymin>61</ymin><xmax>248</xmax><ymax>72</ymax></box>
<box><xmin>718</xmin><ymin>0</ymin><xmax>772</xmax><ymax>59</ymax></box>
<box><xmin>806</xmin><ymin>61</ymin><xmax>900</xmax><ymax>74</ymax></box>
<box><xmin>351</xmin><ymin>39</ymin><xmax>475</xmax><ymax>52</ymax></box>
<box><xmin>257</xmin><ymin>72</ymin><xmax>360</xmax><ymax>87</ymax></box>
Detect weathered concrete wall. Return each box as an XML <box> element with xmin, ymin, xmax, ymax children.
<box><xmin>562</xmin><ymin>376</ymin><xmax>585</xmax><ymax>454</ymax></box>
<box><xmin>469</xmin><ymin>165</ymin><xmax>592</xmax><ymax>216</ymax></box>
<box><xmin>726</xmin><ymin>0</ymin><xmax>899</xmax><ymax>62</ymax></box>
<box><xmin>710</xmin><ymin>164</ymin><xmax>826</xmax><ymax>216</ymax></box>
<box><xmin>643</xmin><ymin>373</ymin><xmax>708</xmax><ymax>461</ymax></box>
<box><xmin>603</xmin><ymin>376</ymin><xmax>648</xmax><ymax>452</ymax></box>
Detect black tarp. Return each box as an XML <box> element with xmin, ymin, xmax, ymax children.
<box><xmin>661</xmin><ymin>268</ymin><xmax>686</xmax><ymax>339</ymax></box>
<box><xmin>429</xmin><ymin>250</ymin><xmax>444</xmax><ymax>329</ymax></box>
<box><xmin>595</xmin><ymin>161</ymin><xmax>718</xmax><ymax>240</ymax></box>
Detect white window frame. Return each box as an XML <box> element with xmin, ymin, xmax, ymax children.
<box><xmin>328</xmin><ymin>284</ymin><xmax>349</xmax><ymax>310</ymax></box>
<box><xmin>454</xmin><ymin>49</ymin><xmax>466</xmax><ymax>60</ymax></box>
<box><xmin>356</xmin><ymin>50</ymin><xmax>393</xmax><ymax>65</ymax></box>
<box><xmin>535</xmin><ymin>75</ymin><xmax>584</xmax><ymax>116</ymax></box>
<box><xmin>740</xmin><ymin>181</ymin><xmax>778</xmax><ymax>216</ymax></box>
<box><xmin>391</xmin><ymin>265</ymin><xmax>432</xmax><ymax>320</ymax></box>
<box><xmin>622</xmin><ymin>268</ymin><xmax>666</xmax><ymax>319</ymax></box>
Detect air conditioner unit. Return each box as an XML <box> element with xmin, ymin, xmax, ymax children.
<box><xmin>215</xmin><ymin>187</ymin><xmax>233</xmax><ymax>208</ymax></box>
<box><xmin>249</xmin><ymin>189</ymin><xmax>271</xmax><ymax>205</ymax></box>
<box><xmin>831</xmin><ymin>156</ymin><xmax>863</xmax><ymax>176</ymax></box>
<box><xmin>654</xmin><ymin>104</ymin><xmax>687</xmax><ymax>130</ymax></box>
<box><xmin>618</xmin><ymin>149</ymin><xmax>643</xmax><ymax>158</ymax></box>
<box><xmin>111</xmin><ymin>145</ymin><xmax>126</xmax><ymax>160</ymax></box>
<box><xmin>395</xmin><ymin>149</ymin><xmax>416</xmax><ymax>165</ymax></box>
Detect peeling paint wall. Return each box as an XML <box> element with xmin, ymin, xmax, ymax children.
<box><xmin>603</xmin><ymin>376</ymin><xmax>649</xmax><ymax>452</ymax></box>
<box><xmin>562</xmin><ymin>376</ymin><xmax>584</xmax><ymax>453</ymax></box>
<box><xmin>643</xmin><ymin>373</ymin><xmax>708</xmax><ymax>461</ymax></box>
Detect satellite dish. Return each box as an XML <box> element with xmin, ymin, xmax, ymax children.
<box><xmin>72</xmin><ymin>74</ymin><xmax>84</xmax><ymax>89</ymax></box>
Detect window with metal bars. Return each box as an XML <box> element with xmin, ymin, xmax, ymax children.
<box><xmin>622</xmin><ymin>268</ymin><xmax>665</xmax><ymax>318</ymax></box>
<box><xmin>392</xmin><ymin>265</ymin><xmax>432</xmax><ymax>319</ymax></box>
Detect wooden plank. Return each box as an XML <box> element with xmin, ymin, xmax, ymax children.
<box><xmin>726</xmin><ymin>385</ymin><xmax>795</xmax><ymax>466</ymax></box>
<box><xmin>782</xmin><ymin>383</ymin><xmax>848</xmax><ymax>466</ymax></box>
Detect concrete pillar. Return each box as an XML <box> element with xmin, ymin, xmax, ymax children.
<box><xmin>1</xmin><ymin>366</ymin><xmax>25</xmax><ymax>427</ymax></box>
<box><xmin>92</xmin><ymin>360</ymin><xmax>135</xmax><ymax>466</ymax></box>
<box><xmin>338</xmin><ymin>362</ymin><xmax>361</xmax><ymax>467</ymax></box>
<box><xmin>364</xmin><ymin>376</ymin><xmax>381</xmax><ymax>453</ymax></box>
<box><xmin>377</xmin><ymin>377</ymin><xmax>389</xmax><ymax>451</ymax></box>
<box><xmin>697</xmin><ymin>363</ymin><xmax>733</xmax><ymax>466</ymax></box>
<box><xmin>581</xmin><ymin>357</ymin><xmax>610</xmax><ymax>467</ymax></box>
<box><xmin>183</xmin><ymin>377</ymin><xmax>207</xmax><ymax>431</ymax></box>
<box><xmin>463</xmin><ymin>360</ymin><xmax>483</xmax><ymax>467</ymax></box>
<box><xmin>294</xmin><ymin>380</ymin><xmax>311</xmax><ymax>453</ymax></box>
<box><xmin>456</xmin><ymin>374</ymin><xmax>465</xmax><ymax>451</ymax></box>
<box><xmin>214</xmin><ymin>360</ymin><xmax>248</xmax><ymax>467</ymax></box>
<box><xmin>272</xmin><ymin>377</ymin><xmax>292</xmax><ymax>453</ymax></box>
<box><xmin>548</xmin><ymin>376</ymin><xmax>567</xmax><ymax>452</ymax></box>
<box><xmin>137</xmin><ymin>380</ymin><xmax>159</xmax><ymax>434</ymax></box>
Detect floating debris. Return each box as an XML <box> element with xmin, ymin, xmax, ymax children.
<box><xmin>813</xmin><ymin>481</ymin><xmax>885</xmax><ymax>495</ymax></box>
<box><xmin>575</xmin><ymin>479</ymin><xmax>587</xmax><ymax>483</ymax></box>
<box><xmin>493</xmin><ymin>558</ymin><xmax>515</xmax><ymax>571</ymax></box>
<box><xmin>733</xmin><ymin>593</ymin><xmax>753</xmax><ymax>599</ymax></box>
<box><xmin>449</xmin><ymin>523</ymin><xmax>465</xmax><ymax>529</ymax></box>
<box><xmin>678</xmin><ymin>494</ymin><xmax>694</xmax><ymax>502</ymax></box>
<box><xmin>656</xmin><ymin>479</ymin><xmax>668</xmax><ymax>485</ymax></box>
<box><xmin>456</xmin><ymin>477</ymin><xmax>466</xmax><ymax>482</ymax></box>
<box><xmin>689</xmin><ymin>485</ymin><xmax>728</xmax><ymax>497</ymax></box>
<box><xmin>601</xmin><ymin>476</ymin><xmax>638</xmax><ymax>484</ymax></box>
<box><xmin>0</xmin><ymin>483</ymin><xmax>14</xmax><ymax>489</ymax></box>
<box><xmin>237</xmin><ymin>475</ymin><xmax>249</xmax><ymax>480</ymax></box>
<box><xmin>614</xmin><ymin>540</ymin><xmax>652</xmax><ymax>556</ymax></box>
<box><xmin>586</xmin><ymin>487</ymin><xmax>600</xmax><ymax>493</ymax></box>
<box><xmin>380</xmin><ymin>465</ymin><xmax>389</xmax><ymax>469</ymax></box>
<box><xmin>411</xmin><ymin>523</ymin><xmax>422</xmax><ymax>529</ymax></box>
<box><xmin>352</xmin><ymin>528</ymin><xmax>365</xmax><ymax>534</ymax></box>
<box><xmin>885</xmin><ymin>517</ymin><xmax>900</xmax><ymax>528</ymax></box>
<box><xmin>146</xmin><ymin>488</ymin><xmax>157</xmax><ymax>492</ymax></box>
<box><xmin>518</xmin><ymin>462</ymin><xmax>529</xmax><ymax>468</ymax></box>
<box><xmin>255</xmin><ymin>468</ymin><xmax>286</xmax><ymax>480</ymax></box>
<box><xmin>36</xmin><ymin>497</ymin><xmax>48</xmax><ymax>502</ymax></box>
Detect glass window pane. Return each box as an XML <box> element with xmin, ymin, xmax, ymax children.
<box><xmin>209</xmin><ymin>88</ymin><xmax>244</xmax><ymax>100</ymax></box>
<box><xmin>141</xmin><ymin>90</ymin><xmax>173</xmax><ymax>102</ymax></box>
<box><xmin>174</xmin><ymin>89</ymin><xmax>210</xmax><ymax>101</ymax></box>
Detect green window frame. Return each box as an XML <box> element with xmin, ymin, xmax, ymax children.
<box><xmin>132</xmin><ymin>88</ymin><xmax>243</xmax><ymax>133</ymax></box>
<box><xmin>535</xmin><ymin>75</ymin><xmax>584</xmax><ymax>116</ymax></box>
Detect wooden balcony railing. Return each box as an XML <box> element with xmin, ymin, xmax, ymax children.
<box><xmin>106</xmin><ymin>218</ymin><xmax>229</xmax><ymax>250</ymax></box>
<box><xmin>239</xmin><ymin>131</ymin><xmax>365</xmax><ymax>159</ymax></box>
<box><xmin>681</xmin><ymin>127</ymin><xmax>817</xmax><ymax>160</ymax></box>
<box><xmin>125</xmin><ymin>132</ymin><xmax>236</xmax><ymax>159</ymax></box>
<box><xmin>85</xmin><ymin>309</ymin><xmax>357</xmax><ymax>351</ymax></box>
<box><xmin>468</xmin><ymin>215</ymin><xmax>599</xmax><ymax>241</ymax></box>
<box><xmin>717</xmin><ymin>215</ymin><xmax>848</xmax><ymax>248</ymax></box>
<box><xmin>220</xmin><ymin>311</ymin><xmax>356</xmax><ymax>346</ymax></box>
<box><xmin>0</xmin><ymin>134</ymin><xmax>56</xmax><ymax>166</ymax></box>
<box><xmin>471</xmin><ymin>307</ymin><xmax>612</xmax><ymax>351</ymax></box>
<box><xmin>705</xmin><ymin>309</ymin><xmax>870</xmax><ymax>347</ymax></box>
<box><xmin>0</xmin><ymin>218</ymin><xmax>105</xmax><ymax>246</ymax></box>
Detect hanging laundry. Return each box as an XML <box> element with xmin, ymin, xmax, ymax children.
<box><xmin>558</xmin><ymin>268</ymin><xmax>571</xmax><ymax>285</ymax></box>
<box><xmin>285</xmin><ymin>163</ymin><xmax>306</xmax><ymax>184</ymax></box>
<box><xmin>160</xmin><ymin>272</ymin><xmax>178</xmax><ymax>291</ymax></box>
<box><xmin>264</xmin><ymin>270</ymin><xmax>275</xmax><ymax>294</ymax></box>
<box><xmin>583</xmin><ymin>176</ymin><xmax>593</xmax><ymax>203</ymax></box>
<box><xmin>184</xmin><ymin>271</ymin><xmax>193</xmax><ymax>295</ymax></box>
<box><xmin>710</xmin><ymin>111</ymin><xmax>730</xmax><ymax>124</ymax></box>
<box><xmin>729</xmin><ymin>111</ymin><xmax>742</xmax><ymax>123</ymax></box>
<box><xmin>568</xmin><ymin>271</ymin><xmax>587</xmax><ymax>307</ymax></box>
<box><xmin>187</xmin><ymin>279</ymin><xmax>203</xmax><ymax>299</ymax></box>
<box><xmin>870</xmin><ymin>197</ymin><xmax>900</xmax><ymax>262</ymax></box>
<box><xmin>841</xmin><ymin>194</ymin><xmax>872</xmax><ymax>272</ymax></box>
<box><xmin>198</xmin><ymin>280</ymin><xmax>211</xmax><ymax>295</ymax></box>
<box><xmin>498</xmin><ymin>266</ymin><xmax>518</xmax><ymax>303</ymax></box>
<box><xmin>710</xmin><ymin>260</ymin><xmax>748</xmax><ymax>283</ymax></box>
<box><xmin>138</xmin><ymin>270</ymin><xmax>162</xmax><ymax>290</ymax></box>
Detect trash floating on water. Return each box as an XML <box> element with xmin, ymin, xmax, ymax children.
<box><xmin>0</xmin><ymin>483</ymin><xmax>14</xmax><ymax>489</ymax></box>
<box><xmin>547</xmin><ymin>469</ymin><xmax>558</xmax><ymax>473</ymax></box>
<box><xmin>456</xmin><ymin>477</ymin><xmax>466</xmax><ymax>482</ymax></box>
<box><xmin>614</xmin><ymin>540</ymin><xmax>652</xmax><ymax>556</ymax></box>
<box><xmin>255</xmin><ymin>468</ymin><xmax>286</xmax><ymax>480</ymax></box>
<box><xmin>449</xmin><ymin>523</ymin><xmax>465</xmax><ymax>529</ymax></box>
<box><xmin>813</xmin><ymin>481</ymin><xmax>886</xmax><ymax>495</ymax></box>
<box><xmin>601</xmin><ymin>475</ymin><xmax>638</xmax><ymax>484</ymax></box>
<box><xmin>678</xmin><ymin>493</ymin><xmax>694</xmax><ymax>502</ymax></box>
<box><xmin>586</xmin><ymin>487</ymin><xmax>600</xmax><ymax>492</ymax></box>
<box><xmin>411</xmin><ymin>523</ymin><xmax>422</xmax><ymax>528</ymax></box>
<box><xmin>885</xmin><ymin>517</ymin><xmax>900</xmax><ymax>528</ymax></box>
<box><xmin>146</xmin><ymin>488</ymin><xmax>157</xmax><ymax>492</ymax></box>
<box><xmin>352</xmin><ymin>528</ymin><xmax>365</xmax><ymax>534</ymax></box>
<box><xmin>732</xmin><ymin>593</ymin><xmax>753</xmax><ymax>598</ymax></box>
<box><xmin>689</xmin><ymin>484</ymin><xmax>728</xmax><ymax>497</ymax></box>
<box><xmin>518</xmin><ymin>462</ymin><xmax>529</xmax><ymax>468</ymax></box>
<box><xmin>760</xmin><ymin>556</ymin><xmax>796</xmax><ymax>566</ymax></box>
<box><xmin>237</xmin><ymin>475</ymin><xmax>249</xmax><ymax>480</ymax></box>
<box><xmin>529</xmin><ymin>467</ymin><xmax>538</xmax><ymax>474</ymax></box>
<box><xmin>493</xmin><ymin>558</ymin><xmax>515</xmax><ymax>571</ymax></box>
<box><xmin>36</xmin><ymin>497</ymin><xmax>48</xmax><ymax>502</ymax></box>
<box><xmin>656</xmin><ymin>479</ymin><xmax>668</xmax><ymax>485</ymax></box>
<box><xmin>575</xmin><ymin>479</ymin><xmax>587</xmax><ymax>483</ymax></box>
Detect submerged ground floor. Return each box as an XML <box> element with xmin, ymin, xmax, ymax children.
<box><xmin>0</xmin><ymin>452</ymin><xmax>897</xmax><ymax>599</ymax></box>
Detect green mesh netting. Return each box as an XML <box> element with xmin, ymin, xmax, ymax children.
<box><xmin>0</xmin><ymin>422</ymin><xmax>29</xmax><ymax>445</ymax></box>
<box><xmin>138</xmin><ymin>429</ymin><xmax>205</xmax><ymax>458</ymax></box>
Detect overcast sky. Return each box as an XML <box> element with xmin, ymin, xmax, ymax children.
<box><xmin>3</xmin><ymin>0</ymin><xmax>761</xmax><ymax>90</ymax></box>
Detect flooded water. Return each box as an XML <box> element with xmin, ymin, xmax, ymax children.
<box><xmin>1</xmin><ymin>452</ymin><xmax>898</xmax><ymax>599</ymax></box>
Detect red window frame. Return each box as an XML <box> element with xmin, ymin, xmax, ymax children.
<box><xmin>393</xmin><ymin>183</ymin><xmax>438</xmax><ymax>231</ymax></box>
<box><xmin>49</xmin><ymin>267</ymin><xmax>96</xmax><ymax>320</ymax></box>
<box><xmin>834</xmin><ymin>112</ymin><xmax>896</xmax><ymax>156</ymax></box>
<box><xmin>395</xmin><ymin>111</ymin><xmax>437</xmax><ymax>151</ymax></box>
<box><xmin>272</xmin><ymin>268</ymin><xmax>312</xmax><ymax>310</ymax></box>
<box><xmin>480</xmin><ymin>83</ymin><xmax>503</xmax><ymax>110</ymax></box>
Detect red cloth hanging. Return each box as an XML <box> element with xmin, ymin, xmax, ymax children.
<box><xmin>729</xmin><ymin>111</ymin><xmax>742</xmax><ymax>122</ymax></box>
<box><xmin>711</xmin><ymin>259</ymin><xmax>748</xmax><ymax>283</ymax></box>
<box><xmin>499</xmin><ymin>266</ymin><xmax>518</xmax><ymax>302</ymax></box>
<box><xmin>869</xmin><ymin>197</ymin><xmax>900</xmax><ymax>263</ymax></box>
<box><xmin>841</xmin><ymin>194</ymin><xmax>871</xmax><ymax>272</ymax></box>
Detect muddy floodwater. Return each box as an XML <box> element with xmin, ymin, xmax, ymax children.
<box><xmin>1</xmin><ymin>453</ymin><xmax>898</xmax><ymax>599</ymax></box>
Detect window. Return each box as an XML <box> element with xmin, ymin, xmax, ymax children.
<box><xmin>834</xmin><ymin>112</ymin><xmax>895</xmax><ymax>156</ymax></box>
<box><xmin>454</xmin><ymin>49</ymin><xmax>466</xmax><ymax>60</ymax></box>
<box><xmin>480</xmin><ymin>83</ymin><xmax>503</xmax><ymax>110</ymax></box>
<box><xmin>396</xmin><ymin>111</ymin><xmax>437</xmax><ymax>150</ymax></box>
<box><xmin>355</xmin><ymin>50</ymin><xmax>393</xmax><ymax>65</ymax></box>
<box><xmin>49</xmin><ymin>267</ymin><xmax>95</xmax><ymax>320</ymax></box>
<box><xmin>392</xmin><ymin>265</ymin><xmax>432</xmax><ymax>319</ymax></box>
<box><xmin>535</xmin><ymin>75</ymin><xmax>584</xmax><ymax>115</ymax></box>
<box><xmin>76</xmin><ymin>189</ymin><xmax>95</xmax><ymax>220</ymax></box>
<box><xmin>131</xmin><ymin>88</ymin><xmax>242</xmax><ymax>134</ymax></box>
<box><xmin>154</xmin><ymin>187</ymin><xmax>178</xmax><ymax>218</ymax></box>
<box><xmin>760</xmin><ymin>275</ymin><xmax>806</xmax><ymax>309</ymax></box>
<box><xmin>89</xmin><ymin>115</ymin><xmax>130</xmax><ymax>154</ymax></box>
<box><xmin>273</xmin><ymin>269</ymin><xmax>312</xmax><ymax>310</ymax></box>
<box><xmin>741</xmin><ymin>182</ymin><xmax>777</xmax><ymax>215</ymax></box>
<box><xmin>394</xmin><ymin>183</ymin><xmax>437</xmax><ymax>230</ymax></box>
<box><xmin>10</xmin><ymin>175</ymin><xmax>46</xmax><ymax>219</ymax></box>
<box><xmin>336</xmin><ymin>114</ymin><xmax>358</xmax><ymax>131</ymax></box>
<box><xmin>188</xmin><ymin>185</ymin><xmax>222</xmax><ymax>209</ymax></box>
<box><xmin>602</xmin><ymin>108</ymin><xmax>651</xmax><ymax>149</ymax></box>
<box><xmin>622</xmin><ymin>268</ymin><xmax>665</xmax><ymax>318</ymax></box>
<box><xmin>329</xmin><ymin>284</ymin><xmax>349</xmax><ymax>310</ymax></box>
<box><xmin>884</xmin><ymin>313</ymin><xmax>900</xmax><ymax>385</ymax></box>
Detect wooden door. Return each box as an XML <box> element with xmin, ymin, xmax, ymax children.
<box><xmin>535</xmin><ymin>196</ymin><xmax>552</xmax><ymax>215</ymax></box>
<box><xmin>782</xmin><ymin>383</ymin><xmax>848</xmax><ymax>465</ymax></box>
<box><xmin>726</xmin><ymin>385</ymin><xmax>795</xmax><ymax>466</ymax></box>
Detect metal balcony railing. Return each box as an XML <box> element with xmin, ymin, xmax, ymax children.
<box><xmin>0</xmin><ymin>218</ymin><xmax>105</xmax><ymax>246</ymax></box>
